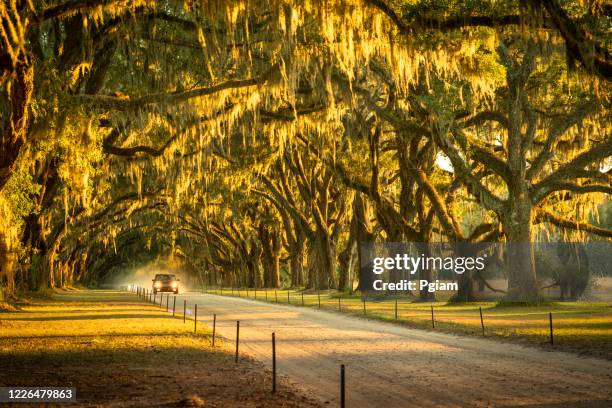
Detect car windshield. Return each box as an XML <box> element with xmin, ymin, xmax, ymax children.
<box><xmin>154</xmin><ymin>274</ymin><xmax>176</xmax><ymax>280</ymax></box>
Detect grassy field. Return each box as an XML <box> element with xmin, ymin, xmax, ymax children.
<box><xmin>206</xmin><ymin>287</ymin><xmax>612</xmax><ymax>359</ymax></box>
<box><xmin>0</xmin><ymin>290</ymin><xmax>319</xmax><ymax>407</ymax></box>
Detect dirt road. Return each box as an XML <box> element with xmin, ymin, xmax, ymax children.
<box><xmin>172</xmin><ymin>292</ymin><xmax>612</xmax><ymax>408</ymax></box>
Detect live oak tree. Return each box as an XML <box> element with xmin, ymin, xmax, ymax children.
<box><xmin>430</xmin><ymin>40</ymin><xmax>610</xmax><ymax>301</ymax></box>
<box><xmin>1</xmin><ymin>0</ymin><xmax>610</xmax><ymax>301</ymax></box>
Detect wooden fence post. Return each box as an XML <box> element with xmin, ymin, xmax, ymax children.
<box><xmin>431</xmin><ymin>305</ymin><xmax>435</xmax><ymax>328</ymax></box>
<box><xmin>395</xmin><ymin>298</ymin><xmax>398</xmax><ymax>320</ymax></box>
<box><xmin>549</xmin><ymin>312</ymin><xmax>554</xmax><ymax>346</ymax></box>
<box><xmin>212</xmin><ymin>314</ymin><xmax>216</xmax><ymax>347</ymax></box>
<box><xmin>272</xmin><ymin>332</ymin><xmax>276</xmax><ymax>394</ymax></box>
<box><xmin>479</xmin><ymin>307</ymin><xmax>485</xmax><ymax>336</ymax></box>
<box><xmin>235</xmin><ymin>321</ymin><xmax>240</xmax><ymax>363</ymax></box>
<box><xmin>340</xmin><ymin>364</ymin><xmax>346</xmax><ymax>408</ymax></box>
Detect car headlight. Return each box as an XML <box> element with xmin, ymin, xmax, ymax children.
<box><xmin>171</xmin><ymin>282</ymin><xmax>178</xmax><ymax>288</ymax></box>
<box><xmin>155</xmin><ymin>282</ymin><xmax>162</xmax><ymax>288</ymax></box>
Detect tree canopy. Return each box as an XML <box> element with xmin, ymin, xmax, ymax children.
<box><xmin>1</xmin><ymin>0</ymin><xmax>610</xmax><ymax>302</ymax></box>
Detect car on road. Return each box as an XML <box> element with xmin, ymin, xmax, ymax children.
<box><xmin>152</xmin><ymin>274</ymin><xmax>180</xmax><ymax>294</ymax></box>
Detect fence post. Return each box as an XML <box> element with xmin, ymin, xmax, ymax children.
<box><xmin>549</xmin><ymin>312</ymin><xmax>554</xmax><ymax>346</ymax></box>
<box><xmin>194</xmin><ymin>304</ymin><xmax>198</xmax><ymax>334</ymax></box>
<box><xmin>272</xmin><ymin>332</ymin><xmax>276</xmax><ymax>394</ymax></box>
<box><xmin>302</xmin><ymin>292</ymin><xmax>304</xmax><ymax>306</ymax></box>
<box><xmin>363</xmin><ymin>298</ymin><xmax>366</xmax><ymax>316</ymax></box>
<box><xmin>318</xmin><ymin>290</ymin><xmax>321</xmax><ymax>309</ymax></box>
<box><xmin>479</xmin><ymin>307</ymin><xmax>485</xmax><ymax>336</ymax></box>
<box><xmin>287</xmin><ymin>290</ymin><xmax>290</xmax><ymax>304</ymax></box>
<box><xmin>340</xmin><ymin>364</ymin><xmax>346</xmax><ymax>408</ymax></box>
<box><xmin>166</xmin><ymin>294</ymin><xmax>169</xmax><ymax>312</ymax></box>
<box><xmin>183</xmin><ymin>300</ymin><xmax>186</xmax><ymax>323</ymax></box>
<box><xmin>212</xmin><ymin>314</ymin><xmax>216</xmax><ymax>347</ymax></box>
<box><xmin>255</xmin><ymin>289</ymin><xmax>257</xmax><ymax>299</ymax></box>
<box><xmin>173</xmin><ymin>296</ymin><xmax>176</xmax><ymax>317</ymax></box>
<box><xmin>338</xmin><ymin>296</ymin><xmax>341</xmax><ymax>312</ymax></box>
<box><xmin>431</xmin><ymin>305</ymin><xmax>435</xmax><ymax>328</ymax></box>
<box><xmin>235</xmin><ymin>320</ymin><xmax>240</xmax><ymax>363</ymax></box>
<box><xmin>265</xmin><ymin>290</ymin><xmax>268</xmax><ymax>301</ymax></box>
<box><xmin>153</xmin><ymin>293</ymin><xmax>156</xmax><ymax>304</ymax></box>
<box><xmin>395</xmin><ymin>298</ymin><xmax>398</xmax><ymax>320</ymax></box>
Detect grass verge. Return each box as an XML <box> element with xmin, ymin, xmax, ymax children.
<box><xmin>208</xmin><ymin>287</ymin><xmax>612</xmax><ymax>359</ymax></box>
<box><xmin>0</xmin><ymin>290</ymin><xmax>320</xmax><ymax>407</ymax></box>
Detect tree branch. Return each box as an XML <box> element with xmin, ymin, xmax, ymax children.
<box><xmin>532</xmin><ymin>138</ymin><xmax>612</xmax><ymax>202</ymax></box>
<box><xmin>527</xmin><ymin>101</ymin><xmax>598</xmax><ymax>180</ymax></box>
<box><xmin>75</xmin><ymin>66</ymin><xmax>277</xmax><ymax>110</ymax></box>
<box><xmin>534</xmin><ymin>208</ymin><xmax>612</xmax><ymax>238</ymax></box>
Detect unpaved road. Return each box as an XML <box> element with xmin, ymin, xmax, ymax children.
<box><xmin>172</xmin><ymin>292</ymin><xmax>612</xmax><ymax>407</ymax></box>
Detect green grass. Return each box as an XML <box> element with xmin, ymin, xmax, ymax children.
<box><xmin>0</xmin><ymin>290</ymin><xmax>319</xmax><ymax>407</ymax></box>
<box><xmin>209</xmin><ymin>287</ymin><xmax>612</xmax><ymax>359</ymax></box>
<box><xmin>1</xmin><ymin>290</ymin><xmax>218</xmax><ymax>356</ymax></box>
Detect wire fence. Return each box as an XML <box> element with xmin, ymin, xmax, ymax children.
<box><xmin>198</xmin><ymin>286</ymin><xmax>594</xmax><ymax>345</ymax></box>
<box><xmin>130</xmin><ymin>284</ymin><xmax>607</xmax><ymax>346</ymax></box>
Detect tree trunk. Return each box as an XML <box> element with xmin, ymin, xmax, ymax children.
<box><xmin>452</xmin><ymin>272</ymin><xmax>475</xmax><ymax>302</ymax></box>
<box><xmin>0</xmin><ymin>62</ymin><xmax>34</xmax><ymax>192</ymax></box>
<box><xmin>0</xmin><ymin>231</ymin><xmax>16</xmax><ymax>300</ymax></box>
<box><xmin>418</xmin><ymin>244</ymin><xmax>435</xmax><ymax>302</ymax></box>
<box><xmin>338</xmin><ymin>240</ymin><xmax>355</xmax><ymax>291</ymax></box>
<box><xmin>450</xmin><ymin>246</ymin><xmax>478</xmax><ymax>302</ymax></box>
<box><xmin>269</xmin><ymin>231</ymin><xmax>281</xmax><ymax>288</ymax></box>
<box><xmin>259</xmin><ymin>223</ymin><xmax>281</xmax><ymax>288</ymax></box>
<box><xmin>314</xmin><ymin>231</ymin><xmax>336</xmax><ymax>289</ymax></box>
<box><xmin>503</xmin><ymin>201</ymin><xmax>539</xmax><ymax>302</ymax></box>
<box><xmin>290</xmin><ymin>231</ymin><xmax>305</xmax><ymax>287</ymax></box>
<box><xmin>338</xmin><ymin>205</ymin><xmax>358</xmax><ymax>291</ymax></box>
